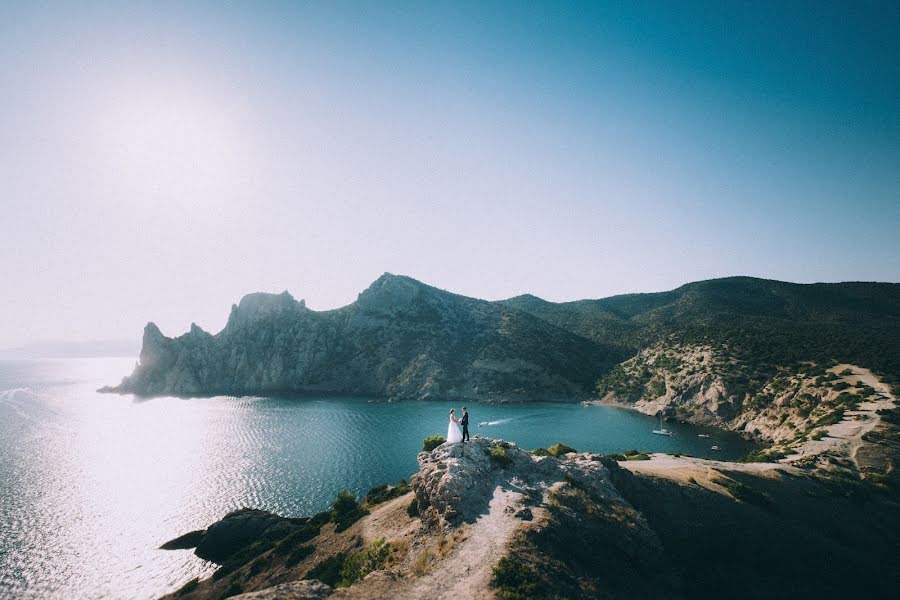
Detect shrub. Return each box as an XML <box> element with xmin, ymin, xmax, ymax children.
<box><xmin>815</xmin><ymin>410</ymin><xmax>845</xmax><ymax>427</ymax></box>
<box><xmin>623</xmin><ymin>449</ymin><xmax>651</xmax><ymax>461</ymax></box>
<box><xmin>530</xmin><ymin>443</ymin><xmax>576</xmax><ymax>457</ymax></box>
<box><xmin>305</xmin><ymin>553</ymin><xmax>346</xmax><ymax>587</ymax></box>
<box><xmin>339</xmin><ymin>539</ymin><xmax>397</xmax><ymax>586</ymax></box>
<box><xmin>406</xmin><ymin>497</ymin><xmax>420</xmax><ymax>517</ymax></box>
<box><xmin>811</xmin><ymin>429</ymin><xmax>827</xmax><ymax>440</ymax></box>
<box><xmin>365</xmin><ymin>480</ymin><xmax>411</xmax><ymax>506</ymax></box>
<box><xmin>422</xmin><ymin>435</ymin><xmax>446</xmax><ymax>452</ymax></box>
<box><xmin>712</xmin><ymin>477</ymin><xmax>776</xmax><ymax>512</ymax></box>
<box><xmin>606</xmin><ymin>453</ymin><xmax>627</xmax><ymax>461</ymax></box>
<box><xmin>285</xmin><ymin>544</ymin><xmax>315</xmax><ymax>567</ymax></box>
<box><xmin>739</xmin><ymin>449</ymin><xmax>787</xmax><ymax>463</ymax></box>
<box><xmin>490</xmin><ymin>443</ymin><xmax>512</xmax><ymax>467</ymax></box>
<box><xmin>222</xmin><ymin>581</ymin><xmax>243</xmax><ymax>598</ymax></box>
<box><xmin>492</xmin><ymin>556</ymin><xmax>549</xmax><ymax>600</ymax></box>
<box><xmin>331</xmin><ymin>491</ymin><xmax>368</xmax><ymax>532</ymax></box>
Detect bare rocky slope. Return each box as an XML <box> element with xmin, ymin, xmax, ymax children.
<box><xmin>158</xmin><ymin>429</ymin><xmax>900</xmax><ymax>600</ymax></box>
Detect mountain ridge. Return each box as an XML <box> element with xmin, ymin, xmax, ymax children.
<box><xmin>105</xmin><ymin>274</ymin><xmax>899</xmax><ymax>402</ymax></box>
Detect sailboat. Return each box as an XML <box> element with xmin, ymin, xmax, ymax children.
<box><xmin>652</xmin><ymin>413</ymin><xmax>674</xmax><ymax>436</ymax></box>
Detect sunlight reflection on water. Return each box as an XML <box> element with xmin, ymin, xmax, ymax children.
<box><xmin>0</xmin><ymin>358</ymin><xmax>757</xmax><ymax>599</ymax></box>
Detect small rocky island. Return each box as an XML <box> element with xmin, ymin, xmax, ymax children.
<box><xmin>160</xmin><ymin>404</ymin><xmax>900</xmax><ymax>600</ymax></box>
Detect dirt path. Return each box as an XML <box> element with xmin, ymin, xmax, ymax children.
<box><xmin>335</xmin><ymin>485</ymin><xmax>527</xmax><ymax>600</ymax></box>
<box><xmin>781</xmin><ymin>364</ymin><xmax>896</xmax><ymax>469</ymax></box>
<box><xmin>402</xmin><ymin>486</ymin><xmax>523</xmax><ymax>600</ymax></box>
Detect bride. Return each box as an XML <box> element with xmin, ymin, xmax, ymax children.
<box><xmin>447</xmin><ymin>409</ymin><xmax>463</xmax><ymax>444</ymax></box>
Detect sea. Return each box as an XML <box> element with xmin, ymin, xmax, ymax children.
<box><xmin>0</xmin><ymin>357</ymin><xmax>756</xmax><ymax>599</ymax></box>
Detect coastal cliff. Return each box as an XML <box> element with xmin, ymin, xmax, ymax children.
<box><xmin>159</xmin><ymin>423</ymin><xmax>900</xmax><ymax>600</ymax></box>
<box><xmin>106</xmin><ymin>274</ymin><xmax>618</xmax><ymax>401</ymax></box>
<box><xmin>106</xmin><ymin>276</ymin><xmax>898</xmax><ymax>407</ymax></box>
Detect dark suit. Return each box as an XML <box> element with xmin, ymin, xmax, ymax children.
<box><xmin>461</xmin><ymin>411</ymin><xmax>470</xmax><ymax>441</ymax></box>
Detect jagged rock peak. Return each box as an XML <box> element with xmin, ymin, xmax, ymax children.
<box><xmin>143</xmin><ymin>322</ymin><xmax>164</xmax><ymax>340</ymax></box>
<box><xmin>228</xmin><ymin>290</ymin><xmax>307</xmax><ymax>324</ymax></box>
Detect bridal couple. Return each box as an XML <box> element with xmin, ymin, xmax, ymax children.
<box><xmin>447</xmin><ymin>407</ymin><xmax>470</xmax><ymax>444</ymax></box>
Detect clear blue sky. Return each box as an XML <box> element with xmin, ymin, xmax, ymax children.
<box><xmin>1</xmin><ymin>1</ymin><xmax>898</xmax><ymax>347</ymax></box>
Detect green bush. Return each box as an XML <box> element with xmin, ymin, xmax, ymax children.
<box><xmin>492</xmin><ymin>556</ymin><xmax>552</xmax><ymax>600</ymax></box>
<box><xmin>606</xmin><ymin>453</ymin><xmax>627</xmax><ymax>461</ymax></box>
<box><xmin>422</xmin><ymin>435</ymin><xmax>446</xmax><ymax>452</ymax></box>
<box><xmin>222</xmin><ymin>581</ymin><xmax>243</xmax><ymax>598</ymax></box>
<box><xmin>815</xmin><ymin>410</ymin><xmax>845</xmax><ymax>427</ymax></box>
<box><xmin>740</xmin><ymin>448</ymin><xmax>787</xmax><ymax>463</ymax></box>
<box><xmin>331</xmin><ymin>491</ymin><xmax>368</xmax><ymax>532</ymax></box>
<box><xmin>305</xmin><ymin>553</ymin><xmax>346</xmax><ymax>587</ymax></box>
<box><xmin>406</xmin><ymin>497</ymin><xmax>420</xmax><ymax>517</ymax></box>
<box><xmin>339</xmin><ymin>539</ymin><xmax>396</xmax><ymax>587</ymax></box>
<box><xmin>623</xmin><ymin>449</ymin><xmax>651</xmax><ymax>460</ymax></box>
<box><xmin>365</xmin><ymin>480</ymin><xmax>411</xmax><ymax>506</ymax></box>
<box><xmin>490</xmin><ymin>443</ymin><xmax>512</xmax><ymax>467</ymax></box>
<box><xmin>811</xmin><ymin>429</ymin><xmax>827</xmax><ymax>440</ymax></box>
<box><xmin>285</xmin><ymin>544</ymin><xmax>315</xmax><ymax>567</ymax></box>
<box><xmin>530</xmin><ymin>443</ymin><xmax>576</xmax><ymax>457</ymax></box>
<box><xmin>712</xmin><ymin>477</ymin><xmax>776</xmax><ymax>512</ymax></box>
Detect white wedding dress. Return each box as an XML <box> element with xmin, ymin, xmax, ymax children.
<box><xmin>447</xmin><ymin>418</ymin><xmax>463</xmax><ymax>444</ymax></box>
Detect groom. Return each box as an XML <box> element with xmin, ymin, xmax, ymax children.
<box><xmin>461</xmin><ymin>407</ymin><xmax>470</xmax><ymax>442</ymax></box>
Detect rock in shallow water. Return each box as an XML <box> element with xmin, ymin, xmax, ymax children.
<box><xmin>161</xmin><ymin>508</ymin><xmax>303</xmax><ymax>564</ymax></box>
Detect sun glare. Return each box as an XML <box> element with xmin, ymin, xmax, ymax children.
<box><xmin>99</xmin><ymin>89</ymin><xmax>242</xmax><ymax>205</ymax></box>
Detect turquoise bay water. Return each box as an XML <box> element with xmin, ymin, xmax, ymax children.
<box><xmin>0</xmin><ymin>358</ymin><xmax>756</xmax><ymax>599</ymax></box>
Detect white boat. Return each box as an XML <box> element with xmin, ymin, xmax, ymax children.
<box><xmin>652</xmin><ymin>413</ymin><xmax>674</xmax><ymax>436</ymax></box>
<box><xmin>710</xmin><ymin>445</ymin><xmax>722</xmax><ymax>451</ymax></box>
<box><xmin>698</xmin><ymin>434</ymin><xmax>711</xmax><ymax>439</ymax></box>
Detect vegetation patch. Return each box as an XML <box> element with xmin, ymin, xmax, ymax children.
<box><xmin>815</xmin><ymin>409</ymin><xmax>845</xmax><ymax>427</ymax></box>
<box><xmin>304</xmin><ymin>553</ymin><xmax>347</xmax><ymax>588</ymax></box>
<box><xmin>740</xmin><ymin>448</ymin><xmax>787</xmax><ymax>463</ymax></box>
<box><xmin>339</xmin><ymin>539</ymin><xmax>398</xmax><ymax>586</ymax></box>
<box><xmin>623</xmin><ymin>449</ymin><xmax>651</xmax><ymax>461</ymax></box>
<box><xmin>304</xmin><ymin>540</ymin><xmax>398</xmax><ymax>588</ymax></box>
<box><xmin>406</xmin><ymin>497</ymin><xmax>420</xmax><ymax>517</ymax></box>
<box><xmin>492</xmin><ymin>555</ymin><xmax>560</xmax><ymax>600</ymax></box>
<box><xmin>712</xmin><ymin>477</ymin><xmax>776</xmax><ymax>512</ymax></box>
<box><xmin>531</xmin><ymin>443</ymin><xmax>577</xmax><ymax>457</ymax></box>
<box><xmin>365</xmin><ymin>480</ymin><xmax>411</xmax><ymax>506</ymax></box>
<box><xmin>221</xmin><ymin>580</ymin><xmax>243</xmax><ymax>598</ymax></box>
<box><xmin>490</xmin><ymin>443</ymin><xmax>512</xmax><ymax>467</ymax></box>
<box><xmin>422</xmin><ymin>435</ymin><xmax>446</xmax><ymax>451</ymax></box>
<box><xmin>331</xmin><ymin>490</ymin><xmax>369</xmax><ymax>532</ymax></box>
<box><xmin>284</xmin><ymin>544</ymin><xmax>315</xmax><ymax>567</ymax></box>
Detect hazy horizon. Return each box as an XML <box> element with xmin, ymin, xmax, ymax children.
<box><xmin>2</xmin><ymin>2</ymin><xmax>898</xmax><ymax>348</ymax></box>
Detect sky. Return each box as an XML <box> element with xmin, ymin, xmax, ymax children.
<box><xmin>1</xmin><ymin>1</ymin><xmax>898</xmax><ymax>347</ymax></box>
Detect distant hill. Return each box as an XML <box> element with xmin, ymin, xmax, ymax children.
<box><xmin>107</xmin><ymin>275</ymin><xmax>899</xmax><ymax>400</ymax></box>
<box><xmin>0</xmin><ymin>339</ymin><xmax>140</xmax><ymax>359</ymax></box>
<box><xmin>501</xmin><ymin>277</ymin><xmax>900</xmax><ymax>389</ymax></box>
<box><xmin>106</xmin><ymin>274</ymin><xmax>619</xmax><ymax>400</ymax></box>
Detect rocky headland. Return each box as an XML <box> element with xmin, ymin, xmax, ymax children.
<box><xmin>104</xmin><ymin>274</ymin><xmax>618</xmax><ymax>401</ymax></box>
<box><xmin>159</xmin><ymin>416</ymin><xmax>900</xmax><ymax>600</ymax></box>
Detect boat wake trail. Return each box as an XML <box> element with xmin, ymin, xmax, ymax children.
<box><xmin>478</xmin><ymin>412</ymin><xmax>551</xmax><ymax>427</ymax></box>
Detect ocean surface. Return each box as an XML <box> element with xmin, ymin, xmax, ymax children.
<box><xmin>0</xmin><ymin>358</ymin><xmax>757</xmax><ymax>599</ymax></box>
